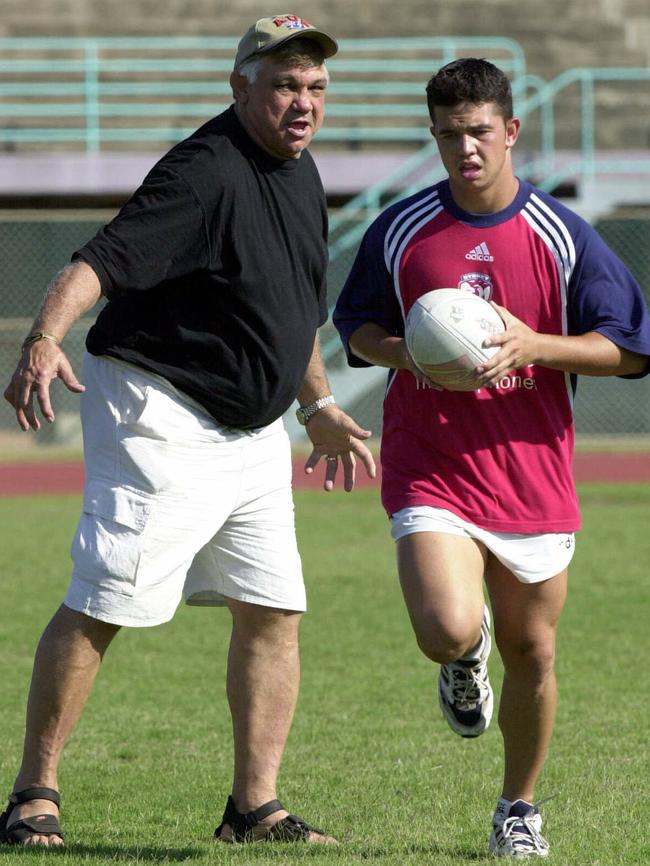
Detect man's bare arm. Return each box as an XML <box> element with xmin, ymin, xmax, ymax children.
<box><xmin>298</xmin><ymin>333</ymin><xmax>376</xmax><ymax>492</ymax></box>
<box><xmin>4</xmin><ymin>261</ymin><xmax>102</xmax><ymax>431</ymax></box>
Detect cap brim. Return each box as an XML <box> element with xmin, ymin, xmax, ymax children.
<box><xmin>237</xmin><ymin>31</ymin><xmax>337</xmax><ymax>69</ymax></box>
<box><xmin>263</xmin><ymin>30</ymin><xmax>338</xmax><ymax>59</ymax></box>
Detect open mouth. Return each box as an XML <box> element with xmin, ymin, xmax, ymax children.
<box><xmin>287</xmin><ymin>120</ymin><xmax>310</xmax><ymax>137</ymax></box>
<box><xmin>460</xmin><ymin>163</ymin><xmax>482</xmax><ymax>180</ymax></box>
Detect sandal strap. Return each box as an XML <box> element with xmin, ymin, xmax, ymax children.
<box><xmin>215</xmin><ymin>795</ymin><xmax>284</xmax><ymax>842</ymax></box>
<box><xmin>9</xmin><ymin>788</ymin><xmax>60</xmax><ymax>808</ymax></box>
<box><xmin>214</xmin><ymin>795</ymin><xmax>324</xmax><ymax>843</ymax></box>
<box><xmin>244</xmin><ymin>798</ymin><xmax>284</xmax><ymax>825</ymax></box>
<box><xmin>267</xmin><ymin>812</ymin><xmax>325</xmax><ymax>841</ymax></box>
<box><xmin>5</xmin><ymin>814</ymin><xmax>64</xmax><ymax>842</ymax></box>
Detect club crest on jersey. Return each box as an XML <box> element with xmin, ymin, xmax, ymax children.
<box><xmin>458</xmin><ymin>272</ymin><xmax>493</xmax><ymax>300</ymax></box>
<box><xmin>272</xmin><ymin>14</ymin><xmax>312</xmax><ymax>29</ymax></box>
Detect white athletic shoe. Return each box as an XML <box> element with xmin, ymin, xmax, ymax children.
<box><xmin>489</xmin><ymin>799</ymin><xmax>550</xmax><ymax>858</ymax></box>
<box><xmin>438</xmin><ymin>605</ymin><xmax>493</xmax><ymax>738</ymax></box>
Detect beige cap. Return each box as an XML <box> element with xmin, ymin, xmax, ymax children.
<box><xmin>234</xmin><ymin>14</ymin><xmax>338</xmax><ymax>69</ymax></box>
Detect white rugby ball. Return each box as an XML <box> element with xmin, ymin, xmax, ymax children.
<box><xmin>405</xmin><ymin>288</ymin><xmax>504</xmax><ymax>391</ymax></box>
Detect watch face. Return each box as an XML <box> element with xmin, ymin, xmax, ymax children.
<box><xmin>296</xmin><ymin>396</ymin><xmax>333</xmax><ymax>426</ymax></box>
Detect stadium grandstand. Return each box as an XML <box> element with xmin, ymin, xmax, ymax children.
<box><xmin>1</xmin><ymin>1</ymin><xmax>649</xmax><ymax>447</ymax></box>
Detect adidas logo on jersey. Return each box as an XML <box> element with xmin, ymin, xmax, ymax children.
<box><xmin>465</xmin><ymin>242</ymin><xmax>494</xmax><ymax>262</ymax></box>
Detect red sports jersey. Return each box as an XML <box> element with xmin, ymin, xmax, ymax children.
<box><xmin>334</xmin><ymin>180</ymin><xmax>650</xmax><ymax>532</ymax></box>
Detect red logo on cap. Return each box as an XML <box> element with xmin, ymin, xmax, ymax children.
<box><xmin>272</xmin><ymin>15</ymin><xmax>311</xmax><ymax>29</ymax></box>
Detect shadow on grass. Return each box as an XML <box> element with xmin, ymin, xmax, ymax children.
<box><xmin>0</xmin><ymin>841</ymin><xmax>494</xmax><ymax>863</ymax></box>
<box><xmin>0</xmin><ymin>843</ymin><xmax>201</xmax><ymax>862</ymax></box>
<box><xmin>350</xmin><ymin>842</ymin><xmax>493</xmax><ymax>861</ymax></box>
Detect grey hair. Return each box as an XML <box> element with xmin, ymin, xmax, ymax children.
<box><xmin>237</xmin><ymin>57</ymin><xmax>264</xmax><ymax>83</ymax></box>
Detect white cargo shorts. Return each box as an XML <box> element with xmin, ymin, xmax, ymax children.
<box><xmin>390</xmin><ymin>505</ymin><xmax>576</xmax><ymax>584</ymax></box>
<box><xmin>65</xmin><ymin>354</ymin><xmax>305</xmax><ymax>627</ymax></box>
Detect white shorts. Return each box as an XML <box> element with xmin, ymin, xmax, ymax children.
<box><xmin>390</xmin><ymin>506</ymin><xmax>575</xmax><ymax>584</ymax></box>
<box><xmin>65</xmin><ymin>354</ymin><xmax>305</xmax><ymax>627</ymax></box>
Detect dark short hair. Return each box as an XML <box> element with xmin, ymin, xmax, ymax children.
<box><xmin>426</xmin><ymin>58</ymin><xmax>513</xmax><ymax>122</ymax></box>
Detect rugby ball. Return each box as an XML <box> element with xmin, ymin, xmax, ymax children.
<box><xmin>405</xmin><ymin>288</ymin><xmax>504</xmax><ymax>391</ymax></box>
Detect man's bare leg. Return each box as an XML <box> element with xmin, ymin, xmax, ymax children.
<box><xmin>6</xmin><ymin>604</ymin><xmax>120</xmax><ymax>846</ymax></box>
<box><xmin>486</xmin><ymin>565</ymin><xmax>568</xmax><ymax>802</ymax></box>
<box><xmin>397</xmin><ymin>532</ymin><xmax>487</xmax><ymax>663</ymax></box>
<box><xmin>217</xmin><ymin>598</ymin><xmax>336</xmax><ymax>843</ymax></box>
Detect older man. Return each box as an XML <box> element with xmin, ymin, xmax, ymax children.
<box><xmin>2</xmin><ymin>14</ymin><xmax>374</xmax><ymax>847</ymax></box>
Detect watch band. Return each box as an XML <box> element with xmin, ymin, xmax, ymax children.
<box><xmin>295</xmin><ymin>394</ymin><xmax>335</xmax><ymax>425</ymax></box>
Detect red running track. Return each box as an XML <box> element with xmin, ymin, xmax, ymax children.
<box><xmin>1</xmin><ymin>453</ymin><xmax>650</xmax><ymax>497</ymax></box>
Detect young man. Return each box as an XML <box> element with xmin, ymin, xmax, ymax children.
<box><xmin>334</xmin><ymin>58</ymin><xmax>650</xmax><ymax>857</ymax></box>
<box><xmin>1</xmin><ymin>15</ymin><xmax>375</xmax><ymax>848</ymax></box>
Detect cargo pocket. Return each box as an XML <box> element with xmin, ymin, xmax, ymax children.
<box><xmin>71</xmin><ymin>480</ymin><xmax>154</xmax><ymax>596</ymax></box>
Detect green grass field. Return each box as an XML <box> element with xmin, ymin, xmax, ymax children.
<box><xmin>1</xmin><ymin>485</ymin><xmax>649</xmax><ymax>865</ymax></box>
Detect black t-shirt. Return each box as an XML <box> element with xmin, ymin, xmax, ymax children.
<box><xmin>76</xmin><ymin>105</ymin><xmax>329</xmax><ymax>429</ymax></box>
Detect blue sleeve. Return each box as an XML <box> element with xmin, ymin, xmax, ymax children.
<box><xmin>568</xmin><ymin>223</ymin><xmax>650</xmax><ymax>378</ymax></box>
<box><xmin>333</xmin><ymin>217</ymin><xmax>403</xmax><ymax>368</ymax></box>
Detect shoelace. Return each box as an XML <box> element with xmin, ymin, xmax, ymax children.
<box><xmin>501</xmin><ymin>813</ymin><xmax>550</xmax><ymax>854</ymax></box>
<box><xmin>446</xmin><ymin>660</ymin><xmax>490</xmax><ymax>708</ymax></box>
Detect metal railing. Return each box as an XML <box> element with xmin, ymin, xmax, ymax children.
<box><xmin>0</xmin><ymin>35</ymin><xmax>525</xmax><ymax>150</ymax></box>
<box><xmin>518</xmin><ymin>67</ymin><xmax>650</xmax><ymax>191</ymax></box>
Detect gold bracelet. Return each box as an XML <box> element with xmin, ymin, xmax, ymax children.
<box><xmin>21</xmin><ymin>331</ymin><xmax>60</xmax><ymax>351</ymax></box>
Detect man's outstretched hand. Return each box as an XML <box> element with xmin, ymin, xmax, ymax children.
<box><xmin>4</xmin><ymin>341</ymin><xmax>85</xmax><ymax>432</ymax></box>
<box><xmin>303</xmin><ymin>405</ymin><xmax>376</xmax><ymax>492</ymax></box>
